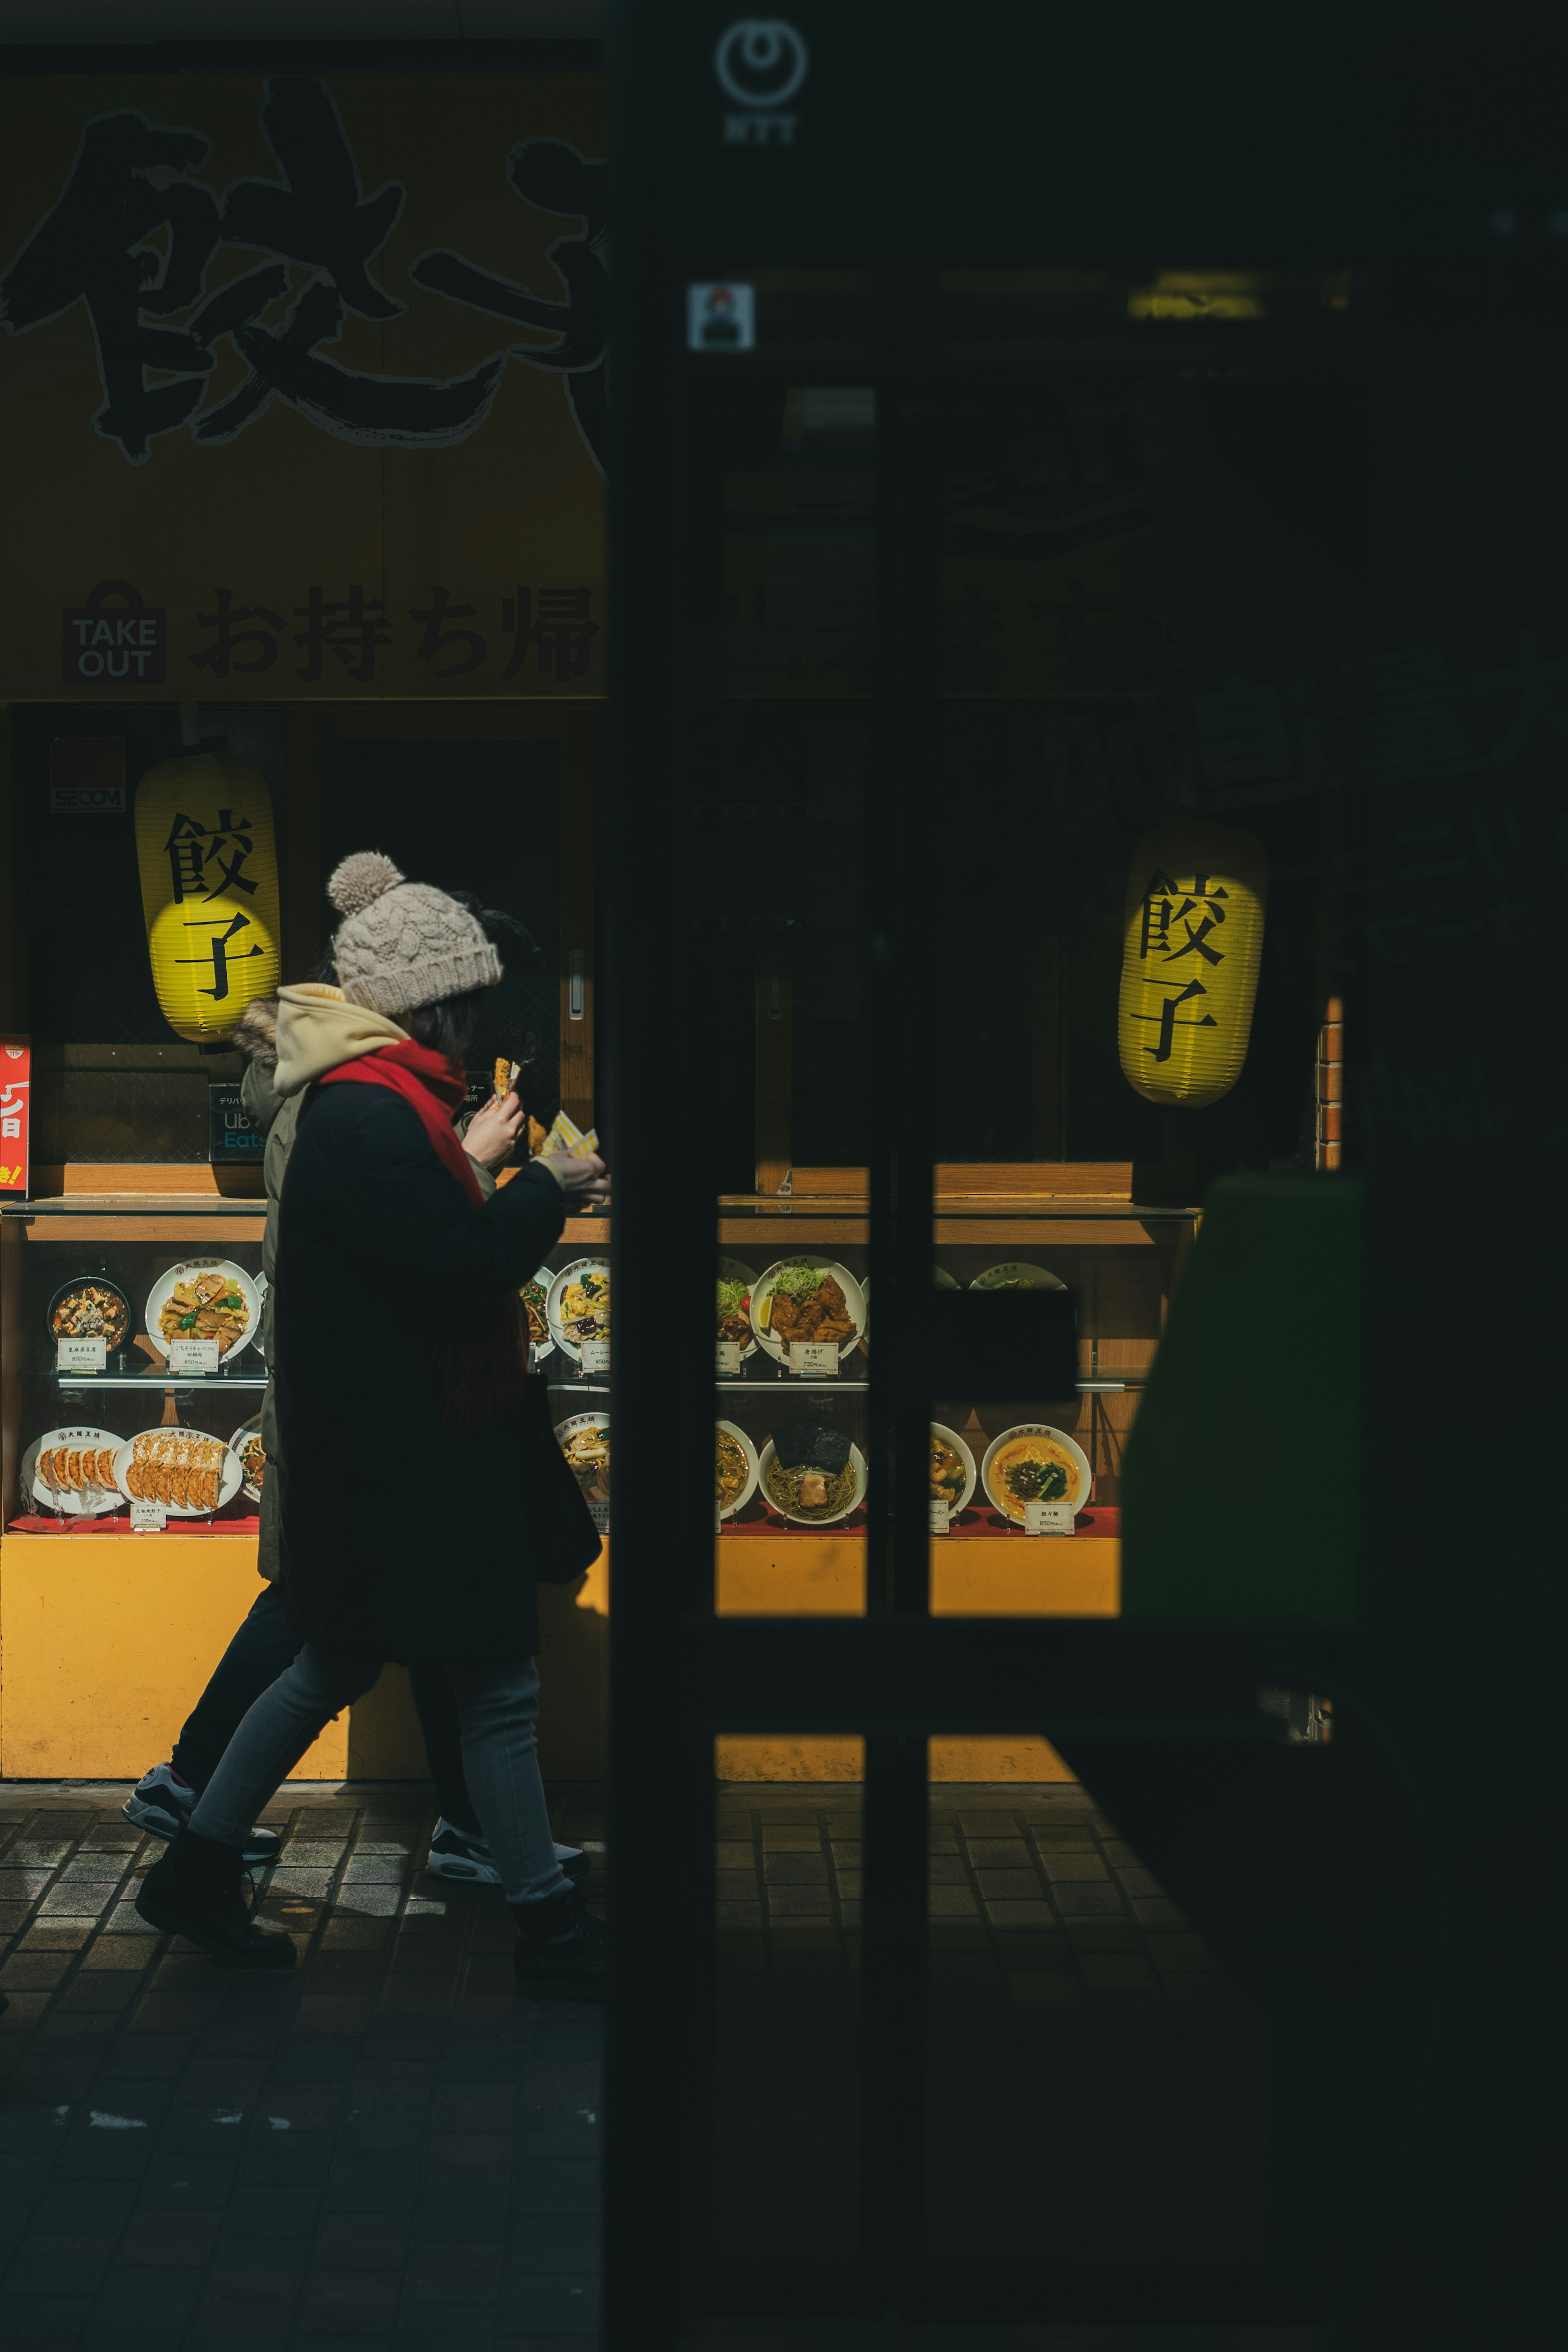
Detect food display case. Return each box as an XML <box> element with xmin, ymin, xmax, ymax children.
<box><xmin>0</xmin><ymin>1187</ymin><xmax>618</xmax><ymax>1775</ymax></box>
<box><xmin>705</xmin><ymin>1177</ymin><xmax>1197</xmax><ymax>1619</ymax></box>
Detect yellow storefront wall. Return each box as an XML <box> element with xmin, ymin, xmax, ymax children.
<box><xmin>0</xmin><ymin>1529</ymin><xmax>1109</xmax><ymax>1784</ymax></box>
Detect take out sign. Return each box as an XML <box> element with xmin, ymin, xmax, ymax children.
<box><xmin>62</xmin><ymin>579</ymin><xmax>167</xmax><ymax>685</ymax></box>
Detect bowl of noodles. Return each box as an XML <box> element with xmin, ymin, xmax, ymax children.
<box><xmin>980</xmin><ymin>1422</ymin><xmax>1092</xmax><ymax>1523</ymax></box>
<box><xmin>757</xmin><ymin>1420</ymin><xmax>867</xmax><ymax>1526</ymax></box>
<box><xmin>715</xmin><ymin>1420</ymin><xmax>760</xmax><ymax>1519</ymax></box>
<box><xmin>556</xmin><ymin>1411</ymin><xmax>610</xmax><ymax>1503</ymax></box>
<box><xmin>929</xmin><ymin>1422</ymin><xmax>978</xmax><ymax>1517</ymax></box>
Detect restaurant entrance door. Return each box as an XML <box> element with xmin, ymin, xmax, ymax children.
<box><xmin>600</xmin><ymin>8</ymin><xmax>1563</xmax><ymax>2350</ymax></box>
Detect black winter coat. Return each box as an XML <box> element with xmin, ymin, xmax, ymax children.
<box><xmin>272</xmin><ymin>1079</ymin><xmax>592</xmax><ymax>1663</ymax></box>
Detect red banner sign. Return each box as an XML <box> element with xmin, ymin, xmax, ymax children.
<box><xmin>0</xmin><ymin>1038</ymin><xmax>31</xmax><ymax>1198</ymax></box>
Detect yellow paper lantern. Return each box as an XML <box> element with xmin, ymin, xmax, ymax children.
<box><xmin>1118</xmin><ymin>819</ymin><xmax>1268</xmax><ymax>1109</ymax></box>
<box><xmin>134</xmin><ymin>754</ymin><xmax>281</xmax><ymax>1044</ymax></box>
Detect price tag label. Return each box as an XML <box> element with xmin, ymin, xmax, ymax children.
<box><xmin>56</xmin><ymin>1335</ymin><xmax>106</xmax><ymax>1373</ymax></box>
<box><xmin>167</xmin><ymin>1338</ymin><xmax>220</xmax><ymax>1375</ymax></box>
<box><xmin>715</xmin><ymin>1341</ymin><xmax>742</xmax><ymax>1377</ymax></box>
<box><xmin>129</xmin><ymin>1499</ymin><xmax>167</xmax><ymax>1532</ymax></box>
<box><xmin>589</xmin><ymin>1498</ymin><xmax>610</xmax><ymax>1536</ymax></box>
<box><xmin>789</xmin><ymin>1341</ymin><xmax>839</xmax><ymax>1378</ymax></box>
<box><xmin>579</xmin><ymin>1338</ymin><xmax>610</xmax><ymax>1376</ymax></box>
<box><xmin>715</xmin><ymin>1503</ymin><xmax>724</xmax><ymax>1534</ymax></box>
<box><xmin>1023</xmin><ymin>1499</ymin><xmax>1075</xmax><ymax>1536</ymax></box>
<box><xmin>929</xmin><ymin>1499</ymin><xmax>951</xmax><ymax>1536</ymax></box>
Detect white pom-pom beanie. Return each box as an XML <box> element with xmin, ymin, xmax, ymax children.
<box><xmin>325</xmin><ymin>851</ymin><xmax>502</xmax><ymax>1019</ymax></box>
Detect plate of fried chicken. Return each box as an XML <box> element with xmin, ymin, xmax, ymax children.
<box><xmin>748</xmin><ymin>1257</ymin><xmax>865</xmax><ymax>1367</ymax></box>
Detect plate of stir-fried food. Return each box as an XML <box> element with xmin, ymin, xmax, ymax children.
<box><xmin>716</xmin><ymin>1260</ymin><xmax>758</xmax><ymax>1358</ymax></box>
<box><xmin>27</xmin><ymin>1426</ymin><xmax>125</xmax><ymax>1518</ymax></box>
<box><xmin>519</xmin><ymin>1279</ymin><xmax>555</xmax><ymax>1363</ymax></box>
<box><xmin>749</xmin><ymin>1257</ymin><xmax>865</xmax><ymax>1365</ymax></box>
<box><xmin>146</xmin><ymin>1259</ymin><xmax>259</xmax><ymax>1362</ymax></box>
<box><xmin>546</xmin><ymin>1259</ymin><xmax>611</xmax><ymax>1363</ymax></box>
<box><xmin>929</xmin><ymin>1423</ymin><xmax>978</xmax><ymax>1518</ymax></box>
<box><xmin>229</xmin><ymin>1418</ymin><xmax>267</xmax><ymax>1502</ymax></box>
<box><xmin>715</xmin><ymin>1420</ymin><xmax>760</xmax><ymax>1518</ymax></box>
<box><xmin>113</xmin><ymin>1427</ymin><xmax>243</xmax><ymax>1516</ymax></box>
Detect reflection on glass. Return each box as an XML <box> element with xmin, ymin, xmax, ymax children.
<box><xmin>922</xmin><ymin>1752</ymin><xmax>1272</xmax><ymax>2267</ymax></box>
<box><xmin>713</xmin><ymin>1746</ymin><xmax>864</xmax><ymax>2266</ymax></box>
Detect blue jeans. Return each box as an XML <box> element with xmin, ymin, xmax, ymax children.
<box><xmin>170</xmin><ymin>1583</ymin><xmax>484</xmax><ymax>1835</ymax></box>
<box><xmin>188</xmin><ymin>1645</ymin><xmax>568</xmax><ymax>1904</ymax></box>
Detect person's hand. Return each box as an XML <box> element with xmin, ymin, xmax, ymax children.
<box><xmin>540</xmin><ymin>1148</ymin><xmax>611</xmax><ymax>1205</ymax></box>
<box><xmin>463</xmin><ymin>1090</ymin><xmax>525</xmax><ymax>1173</ymax></box>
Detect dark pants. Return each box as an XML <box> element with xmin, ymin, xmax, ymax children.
<box><xmin>169</xmin><ymin>1583</ymin><xmax>481</xmax><ymax>1832</ymax></box>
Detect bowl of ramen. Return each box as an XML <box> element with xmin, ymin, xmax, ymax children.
<box><xmin>145</xmin><ymin>1260</ymin><xmax>259</xmax><ymax>1362</ymax></box>
<box><xmin>757</xmin><ymin>1420</ymin><xmax>867</xmax><ymax>1525</ymax></box>
<box><xmin>717</xmin><ymin>1260</ymin><xmax>758</xmax><ymax>1358</ymax></box>
<box><xmin>929</xmin><ymin>1422</ymin><xmax>978</xmax><ymax>1517</ymax></box>
<box><xmin>547</xmin><ymin>1259</ymin><xmax>611</xmax><ymax>1362</ymax></box>
<box><xmin>229</xmin><ymin>1418</ymin><xmax>266</xmax><ymax>1502</ymax></box>
<box><xmin>27</xmin><ymin>1426</ymin><xmax>125</xmax><ymax>1518</ymax></box>
<box><xmin>557</xmin><ymin>1411</ymin><xmax>610</xmax><ymax>1503</ymax></box>
<box><xmin>47</xmin><ymin>1279</ymin><xmax>131</xmax><ymax>1354</ymax></box>
<box><xmin>113</xmin><ymin>1427</ymin><xmax>243</xmax><ymax>1517</ymax></box>
<box><xmin>520</xmin><ymin>1278</ymin><xmax>555</xmax><ymax>1363</ymax></box>
<box><xmin>980</xmin><ymin>1423</ymin><xmax>1092</xmax><ymax>1522</ymax></box>
<box><xmin>750</xmin><ymin>1257</ymin><xmax>865</xmax><ymax>1365</ymax></box>
<box><xmin>715</xmin><ymin>1420</ymin><xmax>760</xmax><ymax>1518</ymax></box>
<box><xmin>971</xmin><ymin>1262</ymin><xmax>1067</xmax><ymax>1293</ymax></box>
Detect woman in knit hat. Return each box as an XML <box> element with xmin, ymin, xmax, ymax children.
<box><xmin>137</xmin><ymin>854</ymin><xmax>610</xmax><ymax>1998</ymax></box>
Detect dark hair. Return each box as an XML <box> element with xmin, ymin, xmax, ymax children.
<box><xmin>402</xmin><ymin>989</ymin><xmax>484</xmax><ymax>1066</ymax></box>
<box><xmin>440</xmin><ymin>887</ymin><xmax>546</xmax><ymax>973</ymax></box>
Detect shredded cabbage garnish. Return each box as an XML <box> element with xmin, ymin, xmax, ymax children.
<box><xmin>716</xmin><ymin>1278</ymin><xmax>748</xmax><ymax>1313</ymax></box>
<box><xmin>773</xmin><ymin>1264</ymin><xmax>826</xmax><ymax>1300</ymax></box>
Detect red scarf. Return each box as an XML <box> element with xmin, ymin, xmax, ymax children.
<box><xmin>318</xmin><ymin>1041</ymin><xmax>528</xmax><ymax>1426</ymax></box>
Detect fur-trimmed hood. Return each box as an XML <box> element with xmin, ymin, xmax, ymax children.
<box><xmin>232</xmin><ymin>998</ymin><xmax>279</xmax><ymax>1072</ymax></box>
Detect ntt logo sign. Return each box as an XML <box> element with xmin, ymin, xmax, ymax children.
<box><xmin>715</xmin><ymin>20</ymin><xmax>808</xmax><ymax>146</ymax></box>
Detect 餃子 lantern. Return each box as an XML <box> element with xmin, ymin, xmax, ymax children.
<box><xmin>1117</xmin><ymin>820</ymin><xmax>1267</xmax><ymax>1109</ymax></box>
<box><xmin>134</xmin><ymin>754</ymin><xmax>281</xmax><ymax>1044</ymax></box>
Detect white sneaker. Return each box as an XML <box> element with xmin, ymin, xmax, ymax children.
<box><xmin>123</xmin><ymin>1761</ymin><xmax>280</xmax><ymax>1868</ymax></box>
<box><xmin>425</xmin><ymin>1819</ymin><xmax>588</xmax><ymax>1885</ymax></box>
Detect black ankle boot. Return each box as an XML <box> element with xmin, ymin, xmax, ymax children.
<box><xmin>134</xmin><ymin>1825</ymin><xmax>296</xmax><ymax>1970</ymax></box>
<box><xmin>512</xmin><ymin>1884</ymin><xmax>608</xmax><ymax>2002</ymax></box>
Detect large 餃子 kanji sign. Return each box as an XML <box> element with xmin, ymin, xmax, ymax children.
<box><xmin>0</xmin><ymin>74</ymin><xmax>605</xmax><ymax>698</ymax></box>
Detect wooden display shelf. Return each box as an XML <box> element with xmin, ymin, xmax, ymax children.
<box><xmin>718</xmin><ymin>1211</ymin><xmax>1180</xmax><ymax>1248</ymax></box>
<box><xmin>788</xmin><ymin>1163</ymin><xmax>1138</xmax><ymax>1200</ymax></box>
<box><xmin>29</xmin><ymin>1164</ymin><xmax>265</xmax><ymax>1200</ymax></box>
<box><xmin>13</xmin><ymin>1208</ymin><xmax>266</xmax><ymax>1243</ymax></box>
<box><xmin>9</xmin><ymin>1201</ymin><xmax>608</xmax><ymax>1248</ymax></box>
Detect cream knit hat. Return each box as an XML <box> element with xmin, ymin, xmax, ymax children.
<box><xmin>326</xmin><ymin>852</ymin><xmax>502</xmax><ymax>1019</ymax></box>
